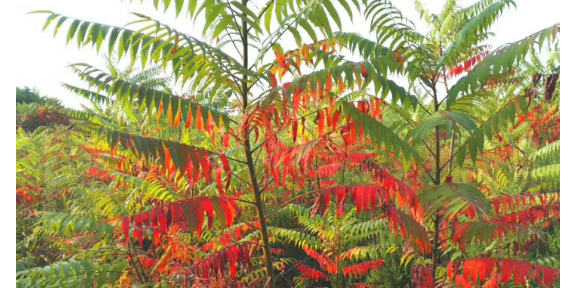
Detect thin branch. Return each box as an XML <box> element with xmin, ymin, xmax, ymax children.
<box><xmin>264</xmin><ymin>189</ymin><xmax>326</xmax><ymax>220</ymax></box>
<box><xmin>224</xmin><ymin>27</ymin><xmax>243</xmax><ymax>57</ymax></box>
<box><xmin>233</xmin><ymin>198</ymin><xmax>257</xmax><ymax>205</ymax></box>
<box><xmin>225</xmin><ymin>0</ymin><xmax>244</xmax><ymax>42</ymax></box>
<box><xmin>247</xmin><ymin>0</ymin><xmax>276</xmax><ymax>34</ymax></box>
<box><xmin>230</xmin><ymin>171</ymin><xmax>252</xmax><ymax>186</ymax></box>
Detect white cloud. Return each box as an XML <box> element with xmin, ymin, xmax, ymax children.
<box><xmin>14</xmin><ymin>0</ymin><xmax>560</xmax><ymax>109</ymax></box>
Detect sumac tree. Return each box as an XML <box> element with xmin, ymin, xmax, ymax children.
<box><xmin>20</xmin><ymin>0</ymin><xmax>560</xmax><ymax>287</ymax></box>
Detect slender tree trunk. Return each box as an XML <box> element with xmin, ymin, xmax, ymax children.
<box><xmin>448</xmin><ymin>131</ymin><xmax>456</xmax><ymax>171</ymax></box>
<box><xmin>239</xmin><ymin>1</ymin><xmax>276</xmax><ymax>286</ymax></box>
<box><xmin>430</xmin><ymin>86</ymin><xmax>441</xmax><ymax>284</ymax></box>
<box><xmin>430</xmin><ymin>214</ymin><xmax>440</xmax><ymax>283</ymax></box>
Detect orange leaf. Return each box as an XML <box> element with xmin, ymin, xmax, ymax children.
<box><xmin>157</xmin><ymin>102</ymin><xmax>164</xmax><ymax>121</ymax></box>
<box><xmin>325</xmin><ymin>74</ymin><xmax>333</xmax><ymax>92</ymax></box>
<box><xmin>167</xmin><ymin>105</ymin><xmax>174</xmax><ymax>127</ymax></box>
<box><xmin>196</xmin><ymin>106</ymin><xmax>204</xmax><ymax>131</ymax></box>
<box><xmin>174</xmin><ymin>106</ymin><xmax>182</xmax><ymax>126</ymax></box>
<box><xmin>275</xmin><ymin>51</ymin><xmax>288</xmax><ymax>68</ymax></box>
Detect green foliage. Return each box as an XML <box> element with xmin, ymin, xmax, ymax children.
<box><xmin>17</xmin><ymin>86</ymin><xmax>63</xmax><ymax>106</ymax></box>
<box><xmin>419</xmin><ymin>183</ymin><xmax>492</xmax><ymax>219</ymax></box>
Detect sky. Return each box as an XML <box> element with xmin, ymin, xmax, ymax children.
<box><xmin>13</xmin><ymin>0</ymin><xmax>560</xmax><ymax>109</ymax></box>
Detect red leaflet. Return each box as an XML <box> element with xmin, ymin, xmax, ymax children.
<box><xmin>293</xmin><ymin>90</ymin><xmax>301</xmax><ymax>116</ymax></box>
<box><xmin>268</xmin><ymin>71</ymin><xmax>278</xmax><ymax>88</ymax></box>
<box><xmin>215</xmin><ymin>166</ymin><xmax>224</xmax><ymax>195</ymax></box>
<box><xmin>329</xmin><ymin>186</ymin><xmax>343</xmax><ymax>216</ymax></box>
<box><xmin>275</xmin><ymin>51</ymin><xmax>288</xmax><ymax>68</ymax></box>
<box><xmin>173</xmin><ymin>202</ymin><xmax>188</xmax><ymax>231</ymax></box>
<box><xmin>229</xmin><ymin>246</ymin><xmax>237</xmax><ymax>278</ymax></box>
<box><xmin>122</xmin><ymin>216</ymin><xmax>130</xmax><ymax>244</ymax></box>
<box><xmin>464</xmin><ymin>59</ymin><xmax>471</xmax><ymax>70</ymax></box>
<box><xmin>317</xmin><ymin>110</ymin><xmax>325</xmax><ymax>136</ymax></box>
<box><xmin>447</xmin><ymin>261</ymin><xmax>454</xmax><ymax>279</ymax></box>
<box><xmin>360</xmin><ymin>64</ymin><xmax>368</xmax><ymax>79</ymax></box>
<box><xmin>200</xmin><ymin>152</ymin><xmax>212</xmax><ymax>183</ymax></box>
<box><xmin>217</xmin><ymin>197</ymin><xmax>234</xmax><ymax>226</ymax></box>
<box><xmin>353</xmin><ymin>186</ymin><xmax>365</xmax><ymax>214</ymax></box>
<box><xmin>219</xmin><ymin>154</ymin><xmax>232</xmax><ymax>189</ymax></box>
<box><xmin>134</xmin><ymin>214</ymin><xmax>144</xmax><ymax>247</ymax></box>
<box><xmin>331</xmin><ymin>109</ymin><xmax>340</xmax><ymax>130</ymax></box>
<box><xmin>501</xmin><ymin>261</ymin><xmax>514</xmax><ymax>284</ymax></box>
<box><xmin>185</xmin><ymin>104</ymin><xmax>193</xmax><ymax>128</ymax></box>
<box><xmin>282</xmin><ymin>81</ymin><xmax>291</xmax><ymax>96</ymax></box>
<box><xmin>223</xmin><ymin>132</ymin><xmax>230</xmax><ymax>148</ymax></box>
<box><xmin>158</xmin><ymin>208</ymin><xmax>167</xmax><ymax>233</ymax></box>
<box><xmin>187</xmin><ymin>200</ymin><xmax>205</xmax><ymax>235</ymax></box>
<box><xmin>149</xmin><ymin>209</ymin><xmax>160</xmax><ymax>244</ymax></box>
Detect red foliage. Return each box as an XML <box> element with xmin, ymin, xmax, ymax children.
<box><xmin>360</xmin><ymin>160</ymin><xmax>423</xmax><ymax>221</ymax></box>
<box><xmin>295</xmin><ymin>263</ymin><xmax>329</xmax><ymax>281</ymax></box>
<box><xmin>384</xmin><ymin>206</ymin><xmax>431</xmax><ymax>254</ymax></box>
<box><xmin>490</xmin><ymin>192</ymin><xmax>559</xmax><ymax>215</ymax></box>
<box><xmin>114</xmin><ymin>196</ymin><xmax>239</xmax><ymax>246</ymax></box>
<box><xmin>188</xmin><ymin>242</ymin><xmax>254</xmax><ymax>279</ymax></box>
<box><xmin>448</xmin><ymin>51</ymin><xmax>490</xmax><ymax>78</ymax></box>
<box><xmin>317</xmin><ymin>185</ymin><xmax>383</xmax><ymax>217</ymax></box>
<box><xmin>492</xmin><ymin>205</ymin><xmax>558</xmax><ymax>225</ymax></box>
<box><xmin>301</xmin><ymin>244</ymin><xmax>337</xmax><ymax>274</ymax></box>
<box><xmin>342</xmin><ymin>260</ymin><xmax>384</xmax><ymax>278</ymax></box>
<box><xmin>447</xmin><ymin>258</ymin><xmax>559</xmax><ymax>288</ymax></box>
<box><xmin>450</xmin><ymin>222</ymin><xmax>541</xmax><ymax>252</ymax></box>
<box><xmin>16</xmin><ymin>187</ymin><xmax>39</xmax><ymax>205</ymax></box>
<box><xmin>412</xmin><ymin>264</ymin><xmax>433</xmax><ymax>288</ymax></box>
<box><xmin>84</xmin><ymin>166</ymin><xmax>113</xmax><ymax>183</ymax></box>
